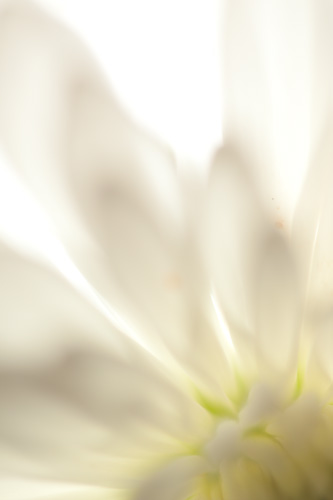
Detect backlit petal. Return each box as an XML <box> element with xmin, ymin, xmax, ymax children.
<box><xmin>202</xmin><ymin>145</ymin><xmax>267</xmax><ymax>341</ymax></box>
<box><xmin>0</xmin><ymin>1</ymin><xmax>228</xmax><ymax>392</ymax></box>
<box><xmin>254</xmin><ymin>234</ymin><xmax>301</xmax><ymax>375</ymax></box>
<box><xmin>0</xmin><ymin>244</ymin><xmax>208</xmax><ymax>487</ymax></box>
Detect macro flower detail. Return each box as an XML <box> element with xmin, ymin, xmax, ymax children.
<box><xmin>1</xmin><ymin>1</ymin><xmax>333</xmax><ymax>500</ymax></box>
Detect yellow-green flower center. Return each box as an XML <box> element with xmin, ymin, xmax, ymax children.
<box><xmin>188</xmin><ymin>379</ymin><xmax>333</xmax><ymax>499</ymax></box>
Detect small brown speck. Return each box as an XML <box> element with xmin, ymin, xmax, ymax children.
<box><xmin>275</xmin><ymin>218</ymin><xmax>284</xmax><ymax>230</ymax></box>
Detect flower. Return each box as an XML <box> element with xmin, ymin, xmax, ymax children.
<box><xmin>0</xmin><ymin>1</ymin><xmax>333</xmax><ymax>499</ymax></box>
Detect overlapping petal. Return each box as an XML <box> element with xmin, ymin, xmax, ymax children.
<box><xmin>254</xmin><ymin>234</ymin><xmax>301</xmax><ymax>376</ymax></box>
<box><xmin>202</xmin><ymin>145</ymin><xmax>267</xmax><ymax>339</ymax></box>
<box><xmin>221</xmin><ymin>0</ymin><xmax>333</xmax><ymax>218</ymax></box>
<box><xmin>0</xmin><ymin>243</ymin><xmax>209</xmax><ymax>492</ymax></box>
<box><xmin>0</xmin><ymin>479</ymin><xmax>112</xmax><ymax>500</ymax></box>
<box><xmin>0</xmin><ymin>0</ymin><xmax>231</xmax><ymax>396</ymax></box>
<box><xmin>293</xmin><ymin>126</ymin><xmax>333</xmax><ymax>316</ymax></box>
<box><xmin>0</xmin><ymin>1</ymin><xmax>333</xmax><ymax>498</ymax></box>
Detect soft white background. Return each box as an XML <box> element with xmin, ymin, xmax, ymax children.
<box><xmin>40</xmin><ymin>0</ymin><xmax>223</xmax><ymax>164</ymax></box>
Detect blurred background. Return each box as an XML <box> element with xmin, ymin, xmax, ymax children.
<box><xmin>0</xmin><ymin>0</ymin><xmax>223</xmax><ymax>265</ymax></box>
<box><xmin>39</xmin><ymin>0</ymin><xmax>223</xmax><ymax>165</ymax></box>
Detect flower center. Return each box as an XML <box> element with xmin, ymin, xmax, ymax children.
<box><xmin>190</xmin><ymin>380</ymin><xmax>333</xmax><ymax>499</ymax></box>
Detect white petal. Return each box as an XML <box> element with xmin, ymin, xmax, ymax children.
<box><xmin>307</xmin><ymin>308</ymin><xmax>333</xmax><ymax>390</ymax></box>
<box><xmin>0</xmin><ymin>244</ymin><xmax>208</xmax><ymax>486</ymax></box>
<box><xmin>202</xmin><ymin>145</ymin><xmax>267</xmax><ymax>341</ymax></box>
<box><xmin>293</xmin><ymin>125</ymin><xmax>333</xmax><ymax>320</ymax></box>
<box><xmin>268</xmin><ymin>392</ymin><xmax>321</xmax><ymax>452</ymax></box>
<box><xmin>0</xmin><ymin>1</ymin><xmax>228</xmax><ymax>389</ymax></box>
<box><xmin>0</xmin><ymin>244</ymin><xmax>114</xmax><ymax>369</ymax></box>
<box><xmin>221</xmin><ymin>458</ymin><xmax>278</xmax><ymax>500</ymax></box>
<box><xmin>205</xmin><ymin>421</ymin><xmax>241</xmax><ymax>465</ymax></box>
<box><xmin>293</xmin><ymin>126</ymin><xmax>333</xmax><ymax>388</ymax></box>
<box><xmin>254</xmin><ymin>234</ymin><xmax>301</xmax><ymax>375</ymax></box>
<box><xmin>0</xmin><ymin>478</ymin><xmax>112</xmax><ymax>500</ymax></box>
<box><xmin>239</xmin><ymin>383</ymin><xmax>281</xmax><ymax>429</ymax></box>
<box><xmin>241</xmin><ymin>438</ymin><xmax>304</xmax><ymax>498</ymax></box>
<box><xmin>0</xmin><ymin>348</ymin><xmax>205</xmax><ymax>488</ymax></box>
<box><xmin>222</xmin><ymin>0</ymin><xmax>327</xmax><ymax>218</ymax></box>
<box><xmin>0</xmin><ymin>1</ymin><xmax>180</xmax><ymax>226</ymax></box>
<box><xmin>133</xmin><ymin>456</ymin><xmax>204</xmax><ymax>500</ymax></box>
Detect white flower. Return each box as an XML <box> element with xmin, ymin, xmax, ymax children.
<box><xmin>0</xmin><ymin>1</ymin><xmax>333</xmax><ymax>499</ymax></box>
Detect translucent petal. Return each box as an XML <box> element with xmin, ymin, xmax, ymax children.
<box><xmin>221</xmin><ymin>458</ymin><xmax>278</xmax><ymax>500</ymax></box>
<box><xmin>201</xmin><ymin>145</ymin><xmax>268</xmax><ymax>341</ymax></box>
<box><xmin>307</xmin><ymin>308</ymin><xmax>333</xmax><ymax>388</ymax></box>
<box><xmin>0</xmin><ymin>478</ymin><xmax>112</xmax><ymax>500</ymax></box>
<box><xmin>254</xmin><ymin>234</ymin><xmax>301</xmax><ymax>375</ymax></box>
<box><xmin>242</xmin><ymin>437</ymin><xmax>304</xmax><ymax>498</ymax></box>
<box><xmin>239</xmin><ymin>383</ymin><xmax>281</xmax><ymax>429</ymax></box>
<box><xmin>133</xmin><ymin>456</ymin><xmax>204</xmax><ymax>500</ymax></box>
<box><xmin>293</xmin><ymin>125</ymin><xmax>333</xmax><ymax>320</ymax></box>
<box><xmin>0</xmin><ymin>244</ymin><xmax>208</xmax><ymax>486</ymax></box>
<box><xmin>0</xmin><ymin>1</ymin><xmax>228</xmax><ymax>391</ymax></box>
<box><xmin>222</xmin><ymin>0</ymin><xmax>329</xmax><ymax>218</ymax></box>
